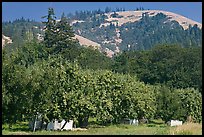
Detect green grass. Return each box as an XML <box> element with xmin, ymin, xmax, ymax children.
<box><xmin>2</xmin><ymin>124</ymin><xmax>169</xmax><ymax>135</ymax></box>
<box><xmin>2</xmin><ymin>120</ymin><xmax>202</xmax><ymax>135</ymax></box>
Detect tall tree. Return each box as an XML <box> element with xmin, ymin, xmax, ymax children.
<box><xmin>53</xmin><ymin>12</ymin><xmax>76</xmax><ymax>54</ymax></box>
<box><xmin>42</xmin><ymin>8</ymin><xmax>76</xmax><ymax>54</ymax></box>
<box><xmin>42</xmin><ymin>8</ymin><xmax>57</xmax><ymax>49</ymax></box>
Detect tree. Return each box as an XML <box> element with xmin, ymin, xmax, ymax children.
<box><xmin>113</xmin><ymin>45</ymin><xmax>202</xmax><ymax>92</ymax></box>
<box><xmin>42</xmin><ymin>8</ymin><xmax>57</xmax><ymax>50</ymax></box>
<box><xmin>53</xmin><ymin>12</ymin><xmax>76</xmax><ymax>53</ymax></box>
<box><xmin>105</xmin><ymin>7</ymin><xmax>111</xmax><ymax>13</ymax></box>
<box><xmin>175</xmin><ymin>88</ymin><xmax>202</xmax><ymax>123</ymax></box>
<box><xmin>155</xmin><ymin>85</ymin><xmax>185</xmax><ymax>123</ymax></box>
<box><xmin>42</xmin><ymin>8</ymin><xmax>77</xmax><ymax>55</ymax></box>
<box><xmin>2</xmin><ymin>49</ymin><xmax>29</xmax><ymax>127</ymax></box>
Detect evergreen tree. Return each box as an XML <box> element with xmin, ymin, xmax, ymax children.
<box><xmin>105</xmin><ymin>7</ymin><xmax>111</xmax><ymax>13</ymax></box>
<box><xmin>42</xmin><ymin>8</ymin><xmax>76</xmax><ymax>54</ymax></box>
<box><xmin>42</xmin><ymin>8</ymin><xmax>57</xmax><ymax>49</ymax></box>
<box><xmin>53</xmin><ymin>12</ymin><xmax>76</xmax><ymax>53</ymax></box>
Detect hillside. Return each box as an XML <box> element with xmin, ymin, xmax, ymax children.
<box><xmin>2</xmin><ymin>10</ymin><xmax>202</xmax><ymax>57</ymax></box>
<box><xmin>74</xmin><ymin>34</ymin><xmax>101</xmax><ymax>50</ymax></box>
<box><xmin>100</xmin><ymin>10</ymin><xmax>202</xmax><ymax>30</ymax></box>
<box><xmin>71</xmin><ymin>10</ymin><xmax>202</xmax><ymax>57</ymax></box>
<box><xmin>2</xmin><ymin>34</ymin><xmax>12</xmax><ymax>48</ymax></box>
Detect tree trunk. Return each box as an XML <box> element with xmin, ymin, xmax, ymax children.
<box><xmin>33</xmin><ymin>114</ymin><xmax>38</xmax><ymax>132</ymax></box>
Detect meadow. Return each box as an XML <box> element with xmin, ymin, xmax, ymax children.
<box><xmin>2</xmin><ymin>119</ymin><xmax>202</xmax><ymax>135</ymax></box>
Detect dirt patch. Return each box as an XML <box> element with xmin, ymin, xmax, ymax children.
<box><xmin>2</xmin><ymin>34</ymin><xmax>12</xmax><ymax>48</ymax></box>
<box><xmin>72</xmin><ymin>128</ymin><xmax>88</xmax><ymax>131</ymax></box>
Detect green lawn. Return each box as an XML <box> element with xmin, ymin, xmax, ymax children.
<box><xmin>2</xmin><ymin>120</ymin><xmax>202</xmax><ymax>135</ymax></box>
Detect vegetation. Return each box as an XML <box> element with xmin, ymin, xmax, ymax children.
<box><xmin>2</xmin><ymin>121</ymin><xmax>202</xmax><ymax>135</ymax></box>
<box><xmin>112</xmin><ymin>45</ymin><xmax>202</xmax><ymax>92</ymax></box>
<box><xmin>2</xmin><ymin>17</ymin><xmax>44</xmax><ymax>52</ymax></box>
<box><xmin>119</xmin><ymin>13</ymin><xmax>202</xmax><ymax>51</ymax></box>
<box><xmin>71</xmin><ymin>10</ymin><xmax>202</xmax><ymax>53</ymax></box>
<box><xmin>3</xmin><ymin>7</ymin><xmax>202</xmax><ymax>54</ymax></box>
<box><xmin>2</xmin><ymin>7</ymin><xmax>202</xmax><ymax>135</ymax></box>
<box><xmin>2</xmin><ymin>44</ymin><xmax>202</xmax><ymax>128</ymax></box>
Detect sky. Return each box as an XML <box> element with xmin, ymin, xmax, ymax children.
<box><xmin>2</xmin><ymin>2</ymin><xmax>202</xmax><ymax>23</ymax></box>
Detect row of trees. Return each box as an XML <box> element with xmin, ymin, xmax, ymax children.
<box><xmin>112</xmin><ymin>44</ymin><xmax>202</xmax><ymax>92</ymax></box>
<box><xmin>67</xmin><ymin>7</ymin><xmax>126</xmax><ymax>20</ymax></box>
<box><xmin>2</xmin><ymin>46</ymin><xmax>202</xmax><ymax>128</ymax></box>
<box><xmin>69</xmin><ymin>6</ymin><xmax>149</xmax><ymax>20</ymax></box>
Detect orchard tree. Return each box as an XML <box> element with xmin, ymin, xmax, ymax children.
<box><xmin>155</xmin><ymin>85</ymin><xmax>185</xmax><ymax>123</ymax></box>
<box><xmin>175</xmin><ymin>88</ymin><xmax>202</xmax><ymax>123</ymax></box>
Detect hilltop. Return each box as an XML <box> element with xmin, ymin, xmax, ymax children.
<box><xmin>97</xmin><ymin>10</ymin><xmax>202</xmax><ymax>29</ymax></box>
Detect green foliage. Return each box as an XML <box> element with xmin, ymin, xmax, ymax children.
<box><xmin>2</xmin><ymin>19</ymin><xmax>44</xmax><ymax>51</ymax></box>
<box><xmin>42</xmin><ymin>8</ymin><xmax>77</xmax><ymax>55</ymax></box>
<box><xmin>76</xmin><ymin>46</ymin><xmax>113</xmax><ymax>70</ymax></box>
<box><xmin>2</xmin><ymin>42</ymin><xmax>48</xmax><ymax>126</ymax></box>
<box><xmin>155</xmin><ymin>85</ymin><xmax>185</xmax><ymax>122</ymax></box>
<box><xmin>119</xmin><ymin>13</ymin><xmax>202</xmax><ymax>51</ymax></box>
<box><xmin>2</xmin><ymin>8</ymin><xmax>202</xmax><ymax>130</ymax></box>
<box><xmin>113</xmin><ymin>45</ymin><xmax>202</xmax><ymax>92</ymax></box>
<box><xmin>175</xmin><ymin>88</ymin><xmax>202</xmax><ymax>123</ymax></box>
<box><xmin>3</xmin><ymin>42</ymin><xmax>202</xmax><ymax>128</ymax></box>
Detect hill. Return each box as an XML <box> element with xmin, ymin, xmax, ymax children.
<box><xmin>71</xmin><ymin>10</ymin><xmax>202</xmax><ymax>57</ymax></box>
<box><xmin>98</xmin><ymin>10</ymin><xmax>202</xmax><ymax>30</ymax></box>
<box><xmin>2</xmin><ymin>34</ymin><xmax>12</xmax><ymax>48</ymax></box>
<box><xmin>2</xmin><ymin>10</ymin><xmax>202</xmax><ymax>57</ymax></box>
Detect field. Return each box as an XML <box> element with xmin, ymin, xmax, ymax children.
<box><xmin>2</xmin><ymin>119</ymin><xmax>202</xmax><ymax>135</ymax></box>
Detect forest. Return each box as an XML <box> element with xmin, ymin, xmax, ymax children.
<box><xmin>2</xmin><ymin>8</ymin><xmax>202</xmax><ymax>129</ymax></box>
<box><xmin>2</xmin><ymin>7</ymin><xmax>202</xmax><ymax>55</ymax></box>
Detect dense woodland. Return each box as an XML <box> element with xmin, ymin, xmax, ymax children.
<box><xmin>119</xmin><ymin>13</ymin><xmax>202</xmax><ymax>50</ymax></box>
<box><xmin>2</xmin><ymin>8</ymin><xmax>202</xmax><ymax>129</ymax></box>
<box><xmin>3</xmin><ymin>7</ymin><xmax>202</xmax><ymax>54</ymax></box>
<box><xmin>71</xmin><ymin>9</ymin><xmax>202</xmax><ymax>52</ymax></box>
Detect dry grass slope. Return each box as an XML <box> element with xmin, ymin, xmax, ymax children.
<box><xmin>74</xmin><ymin>34</ymin><xmax>101</xmax><ymax>49</ymax></box>
<box><xmin>170</xmin><ymin>122</ymin><xmax>202</xmax><ymax>135</ymax></box>
<box><xmin>102</xmin><ymin>10</ymin><xmax>202</xmax><ymax>30</ymax></box>
<box><xmin>2</xmin><ymin>34</ymin><xmax>12</xmax><ymax>48</ymax></box>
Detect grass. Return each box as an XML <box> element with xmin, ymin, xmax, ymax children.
<box><xmin>169</xmin><ymin>122</ymin><xmax>202</xmax><ymax>135</ymax></box>
<box><xmin>2</xmin><ymin>120</ymin><xmax>202</xmax><ymax>135</ymax></box>
<box><xmin>2</xmin><ymin>122</ymin><xmax>31</xmax><ymax>135</ymax></box>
